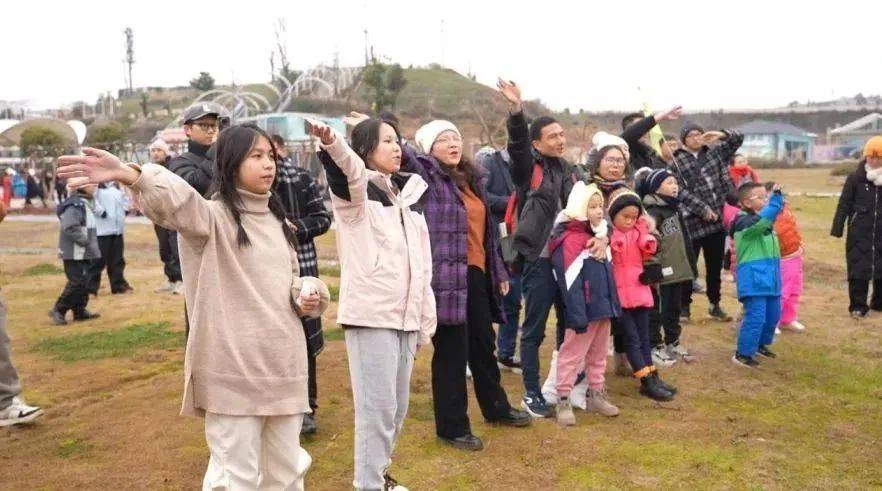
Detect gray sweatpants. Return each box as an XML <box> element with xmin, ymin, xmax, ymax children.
<box><xmin>345</xmin><ymin>328</ymin><xmax>417</xmax><ymax>491</ymax></box>
<box><xmin>0</xmin><ymin>291</ymin><xmax>21</xmax><ymax>411</ymax></box>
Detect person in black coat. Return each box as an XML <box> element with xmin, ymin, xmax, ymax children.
<box><xmin>831</xmin><ymin>136</ymin><xmax>882</xmax><ymax>318</ymax></box>
<box><xmin>620</xmin><ymin>107</ymin><xmax>683</xmax><ymax>171</ymax></box>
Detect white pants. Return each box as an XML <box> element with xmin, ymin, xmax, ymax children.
<box><xmin>345</xmin><ymin>328</ymin><xmax>417</xmax><ymax>491</ymax></box>
<box><xmin>203</xmin><ymin>412</ymin><xmax>311</xmax><ymax>491</ymax></box>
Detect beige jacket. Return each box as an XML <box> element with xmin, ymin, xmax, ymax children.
<box><xmin>130</xmin><ymin>164</ymin><xmax>327</xmax><ymax>417</ymax></box>
<box><xmin>321</xmin><ymin>136</ymin><xmax>436</xmax><ymax>346</ymax></box>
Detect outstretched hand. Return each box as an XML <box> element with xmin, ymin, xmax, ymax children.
<box><xmin>496</xmin><ymin>78</ymin><xmax>522</xmax><ymax>111</ymax></box>
<box><xmin>304</xmin><ymin>118</ymin><xmax>336</xmax><ymax>146</ymax></box>
<box><xmin>56</xmin><ymin>148</ymin><xmax>138</xmax><ymax>188</ymax></box>
<box><xmin>656</xmin><ymin>105</ymin><xmax>683</xmax><ymax>122</ymax></box>
<box><xmin>343</xmin><ymin>111</ymin><xmax>370</xmax><ymax>127</ymax></box>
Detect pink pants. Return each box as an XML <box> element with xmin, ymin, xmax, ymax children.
<box><xmin>779</xmin><ymin>254</ymin><xmax>804</xmax><ymax>325</ymax></box>
<box><xmin>555</xmin><ymin>319</ymin><xmax>611</xmax><ymax>396</ymax></box>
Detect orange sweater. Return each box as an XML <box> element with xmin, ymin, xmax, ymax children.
<box><xmin>774</xmin><ymin>204</ymin><xmax>803</xmax><ymax>257</ymax></box>
<box><xmin>462</xmin><ymin>186</ymin><xmax>487</xmax><ymax>271</ymax></box>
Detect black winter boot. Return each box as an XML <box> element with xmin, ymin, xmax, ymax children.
<box><xmin>639</xmin><ymin>375</ymin><xmax>674</xmax><ymax>402</ymax></box>
<box><xmin>651</xmin><ymin>371</ymin><xmax>677</xmax><ymax>395</ymax></box>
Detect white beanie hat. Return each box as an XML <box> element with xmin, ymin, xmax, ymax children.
<box><xmin>148</xmin><ymin>138</ymin><xmax>170</xmax><ymax>153</ymax></box>
<box><xmin>591</xmin><ymin>131</ymin><xmax>628</xmax><ymax>152</ymax></box>
<box><xmin>414</xmin><ymin>120</ymin><xmax>460</xmax><ymax>154</ymax></box>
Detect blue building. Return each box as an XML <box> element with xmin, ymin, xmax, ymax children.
<box><xmin>734</xmin><ymin>120</ymin><xmax>816</xmax><ymax>162</ymax></box>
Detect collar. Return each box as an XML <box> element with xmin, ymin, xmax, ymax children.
<box><xmin>368</xmin><ymin>170</ymin><xmax>428</xmax><ymax>208</ymax></box>
<box><xmin>187</xmin><ymin>140</ymin><xmax>211</xmax><ymax>157</ymax></box>
<box><xmin>212</xmin><ymin>188</ymin><xmax>271</xmax><ymax>214</ymax></box>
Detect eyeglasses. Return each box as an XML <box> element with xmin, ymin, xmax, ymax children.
<box><xmin>191</xmin><ymin>122</ymin><xmax>219</xmax><ymax>132</ymax></box>
<box><xmin>602</xmin><ymin>156</ymin><xmax>626</xmax><ymax>165</ymax></box>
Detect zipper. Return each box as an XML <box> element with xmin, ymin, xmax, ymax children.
<box><xmin>399</xmin><ymin>205</ymin><xmax>414</xmax><ymax>330</ymax></box>
<box><xmin>873</xmin><ymin>186</ymin><xmax>878</xmax><ymax>280</ymax></box>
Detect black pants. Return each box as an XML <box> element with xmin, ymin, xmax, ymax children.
<box><xmin>55</xmin><ymin>260</ymin><xmax>91</xmax><ymax>316</ymax></box>
<box><xmin>307</xmin><ymin>352</ymin><xmax>318</xmax><ymax>411</ymax></box>
<box><xmin>848</xmin><ymin>279</ymin><xmax>882</xmax><ymax>314</ymax></box>
<box><xmin>432</xmin><ymin>266</ymin><xmax>511</xmax><ymax>438</ymax></box>
<box><xmin>619</xmin><ymin>307</ymin><xmax>652</xmax><ymax>374</ymax></box>
<box><xmin>682</xmin><ymin>229</ymin><xmax>725</xmax><ymax>309</ymax></box>
<box><xmin>154</xmin><ymin>225</ymin><xmax>182</xmax><ymax>283</ymax></box>
<box><xmin>88</xmin><ymin>234</ymin><xmax>130</xmax><ymax>294</ymax></box>
<box><xmin>650</xmin><ymin>283</ymin><xmax>683</xmax><ymax>347</ymax></box>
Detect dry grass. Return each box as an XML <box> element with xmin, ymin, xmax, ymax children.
<box><xmin>1</xmin><ymin>169</ymin><xmax>881</xmax><ymax>489</ymax></box>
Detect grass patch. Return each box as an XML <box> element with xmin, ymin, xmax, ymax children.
<box><xmin>318</xmin><ymin>263</ymin><xmax>341</xmax><ymax>277</ymax></box>
<box><xmin>57</xmin><ymin>438</ymin><xmax>94</xmax><ymax>458</ymax></box>
<box><xmin>324</xmin><ymin>327</ymin><xmax>345</xmax><ymax>341</ymax></box>
<box><xmin>33</xmin><ymin>322</ymin><xmax>181</xmax><ymax>362</ymax></box>
<box><xmin>22</xmin><ymin>263</ymin><xmax>63</xmax><ymax>276</ymax></box>
<box><xmin>328</xmin><ymin>284</ymin><xmax>339</xmax><ymax>302</ymax></box>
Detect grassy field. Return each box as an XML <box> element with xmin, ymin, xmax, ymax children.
<box><xmin>1</xmin><ymin>169</ymin><xmax>881</xmax><ymax>489</ymax></box>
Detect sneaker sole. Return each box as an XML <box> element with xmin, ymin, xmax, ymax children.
<box><xmin>730</xmin><ymin>355</ymin><xmax>759</xmax><ymax>368</ymax></box>
<box><xmin>497</xmin><ymin>362</ymin><xmax>523</xmax><ymax>374</ymax></box>
<box><xmin>0</xmin><ymin>408</ymin><xmax>44</xmax><ymax>427</ymax></box>
<box><xmin>520</xmin><ymin>400</ymin><xmax>551</xmax><ymax>418</ymax></box>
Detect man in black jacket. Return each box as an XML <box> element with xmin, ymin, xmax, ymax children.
<box><xmin>477</xmin><ymin>147</ymin><xmax>522</xmax><ymax>373</ymax></box>
<box><xmin>271</xmin><ymin>135</ymin><xmax>333</xmax><ymax>435</ymax></box>
<box><xmin>169</xmin><ymin>103</ymin><xmax>228</xmax><ymax>197</ymax></box>
<box><xmin>497</xmin><ymin>79</ymin><xmax>605</xmax><ymax>418</ymax></box>
<box><xmin>620</xmin><ymin>106</ymin><xmax>682</xmax><ymax>171</ymax></box>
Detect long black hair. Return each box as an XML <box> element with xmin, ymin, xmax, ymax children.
<box><xmin>350</xmin><ymin>117</ymin><xmax>401</xmax><ymax>169</ymax></box>
<box><xmin>210</xmin><ymin>123</ymin><xmax>298</xmax><ymax>248</ymax></box>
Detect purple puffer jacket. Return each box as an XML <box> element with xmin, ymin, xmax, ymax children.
<box><xmin>401</xmin><ymin>144</ymin><xmax>508</xmax><ymax>326</ymax></box>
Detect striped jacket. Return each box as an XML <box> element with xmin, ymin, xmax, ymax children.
<box><xmin>273</xmin><ymin>157</ymin><xmax>332</xmax><ymax>357</ymax></box>
<box><xmin>670</xmin><ymin>130</ymin><xmax>743</xmax><ymax>240</ymax></box>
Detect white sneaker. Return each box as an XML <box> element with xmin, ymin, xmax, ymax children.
<box><xmin>154</xmin><ymin>281</ymin><xmax>174</xmax><ymax>293</ymax></box>
<box><xmin>569</xmin><ymin>377</ymin><xmax>589</xmax><ymax>410</ymax></box>
<box><xmin>780</xmin><ymin>321</ymin><xmax>806</xmax><ymax>332</ymax></box>
<box><xmin>0</xmin><ymin>397</ymin><xmax>44</xmax><ymax>427</ymax></box>
<box><xmin>775</xmin><ymin>327</ymin><xmax>782</xmax><ymax>336</ymax></box>
<box><xmin>541</xmin><ymin>350</ymin><xmax>559</xmax><ymax>405</ymax></box>
<box><xmin>465</xmin><ymin>365</ymin><xmax>472</xmax><ymax>379</ymax></box>
<box><xmin>652</xmin><ymin>346</ymin><xmax>678</xmax><ymax>367</ymax></box>
<box><xmin>171</xmin><ymin>281</ymin><xmax>184</xmax><ymax>295</ymax></box>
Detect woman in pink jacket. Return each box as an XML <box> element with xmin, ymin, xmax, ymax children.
<box><xmin>607</xmin><ymin>188</ymin><xmax>677</xmax><ymax>402</ymax></box>
<box><xmin>310</xmin><ymin>118</ymin><xmax>435</xmax><ymax>491</ymax></box>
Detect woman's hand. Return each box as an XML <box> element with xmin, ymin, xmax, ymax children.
<box><xmin>304</xmin><ymin>118</ymin><xmax>336</xmax><ymax>146</ymax></box>
<box><xmin>498</xmin><ymin>281</ymin><xmax>510</xmax><ymax>296</ymax></box>
<box><xmin>296</xmin><ymin>292</ymin><xmax>321</xmax><ymax>316</ymax></box>
<box><xmin>655</xmin><ymin>105</ymin><xmax>683</xmax><ymax>122</ymax></box>
<box><xmin>343</xmin><ymin>111</ymin><xmax>370</xmax><ymax>127</ymax></box>
<box><xmin>57</xmin><ymin>148</ymin><xmax>139</xmax><ymax>187</ymax></box>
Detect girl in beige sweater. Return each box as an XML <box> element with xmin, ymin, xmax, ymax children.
<box><xmin>58</xmin><ymin>124</ymin><xmax>329</xmax><ymax>491</ymax></box>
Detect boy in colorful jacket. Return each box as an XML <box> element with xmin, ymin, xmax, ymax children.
<box><xmin>729</xmin><ymin>182</ymin><xmax>784</xmax><ymax>367</ymax></box>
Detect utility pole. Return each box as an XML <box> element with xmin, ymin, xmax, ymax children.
<box><xmin>124</xmin><ymin>27</ymin><xmax>135</xmax><ymax>95</ymax></box>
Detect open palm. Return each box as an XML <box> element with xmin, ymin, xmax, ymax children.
<box><xmin>56</xmin><ymin>147</ymin><xmax>126</xmax><ymax>186</ymax></box>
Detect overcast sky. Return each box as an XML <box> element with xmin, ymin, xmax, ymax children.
<box><xmin>3</xmin><ymin>0</ymin><xmax>881</xmax><ymax>112</ymax></box>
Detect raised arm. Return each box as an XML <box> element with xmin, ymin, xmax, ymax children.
<box><xmin>497</xmin><ymin>79</ymin><xmax>533</xmax><ymax>187</ymax></box>
<box><xmin>710</xmin><ymin>129</ymin><xmax>745</xmax><ymax>165</ymax></box>
<box><xmin>309</xmin><ymin>120</ymin><xmax>368</xmax><ymax>222</ymax></box>
<box><xmin>57</xmin><ymin>148</ymin><xmax>212</xmax><ymax>240</ymax></box>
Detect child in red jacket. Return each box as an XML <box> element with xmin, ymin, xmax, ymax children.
<box><xmin>607</xmin><ymin>188</ymin><xmax>676</xmax><ymax>401</ymax></box>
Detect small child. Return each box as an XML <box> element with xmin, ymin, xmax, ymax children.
<box><xmin>607</xmin><ymin>188</ymin><xmax>676</xmax><ymax>401</ymax></box>
<box><xmin>87</xmin><ymin>182</ymin><xmax>133</xmax><ymax>295</ymax></box>
<box><xmin>763</xmin><ymin>182</ymin><xmax>805</xmax><ymax>332</ymax></box>
<box><xmin>642</xmin><ymin>169</ymin><xmax>696</xmax><ymax>364</ymax></box>
<box><xmin>49</xmin><ymin>184</ymin><xmax>101</xmax><ymax>325</ymax></box>
<box><xmin>549</xmin><ymin>183</ymin><xmax>622</xmax><ymax>426</ymax></box>
<box><xmin>724</xmin><ymin>154</ymin><xmax>761</xmax><ymax>273</ymax></box>
<box><xmin>730</xmin><ymin>182</ymin><xmax>785</xmax><ymax>367</ymax></box>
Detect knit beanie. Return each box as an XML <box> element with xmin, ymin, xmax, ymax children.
<box><xmin>607</xmin><ymin>188</ymin><xmax>643</xmax><ymax>221</ymax></box>
<box><xmin>415</xmin><ymin>120</ymin><xmax>460</xmax><ymax>154</ymax></box>
<box><xmin>645</xmin><ymin>168</ymin><xmax>675</xmax><ymax>195</ymax></box>
<box><xmin>680</xmin><ymin>121</ymin><xmax>705</xmax><ymax>143</ymax></box>
<box><xmin>148</xmin><ymin>138</ymin><xmax>170</xmax><ymax>154</ymax></box>
<box><xmin>563</xmin><ymin>181</ymin><xmax>603</xmax><ymax>221</ymax></box>
<box><xmin>591</xmin><ymin>131</ymin><xmax>629</xmax><ymax>153</ymax></box>
<box><xmin>864</xmin><ymin>136</ymin><xmax>882</xmax><ymax>158</ymax></box>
